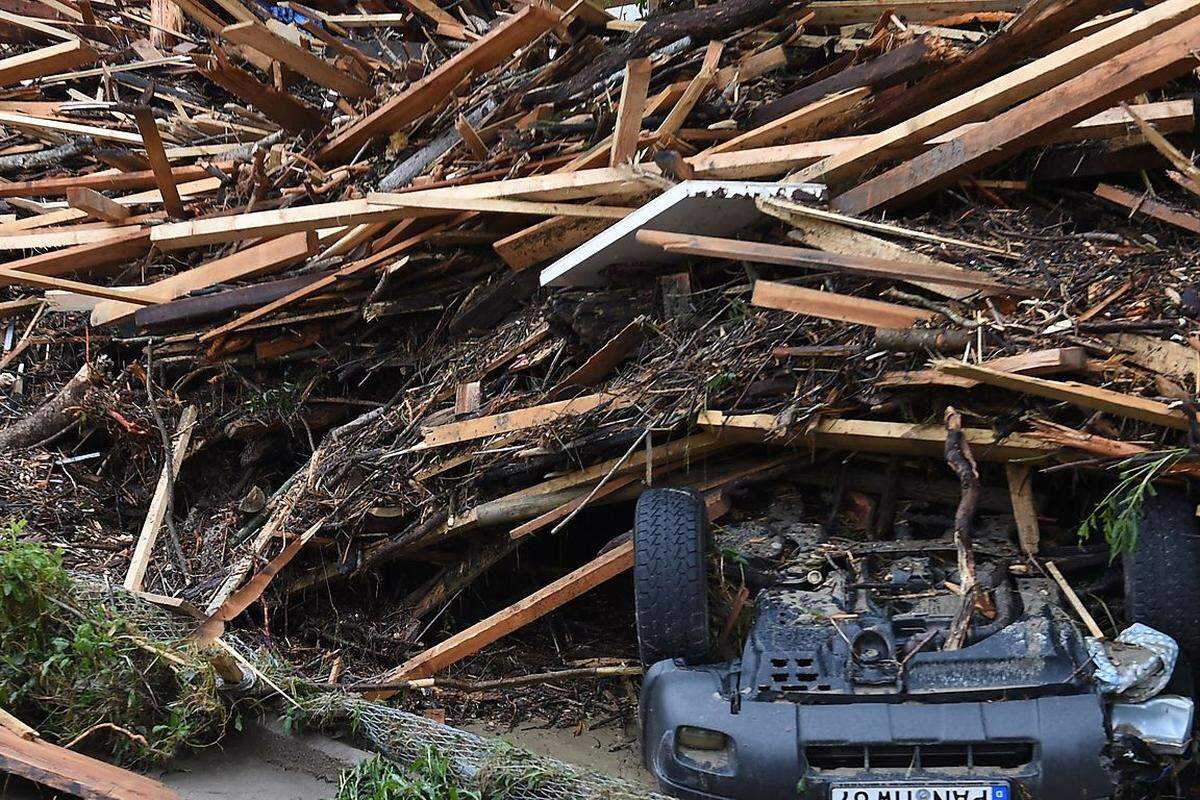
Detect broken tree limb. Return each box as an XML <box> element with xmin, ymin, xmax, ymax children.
<box><xmin>0</xmin><ymin>361</ymin><xmax>103</xmax><ymax>451</ymax></box>
<box><xmin>943</xmin><ymin>406</ymin><xmax>979</xmax><ymax>651</ymax></box>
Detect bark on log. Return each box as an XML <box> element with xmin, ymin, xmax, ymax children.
<box><xmin>0</xmin><ymin>361</ymin><xmax>103</xmax><ymax>452</ymax></box>
<box><xmin>0</xmin><ymin>138</ymin><xmax>93</xmax><ymax>176</ymax></box>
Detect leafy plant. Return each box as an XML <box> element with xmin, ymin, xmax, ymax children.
<box><xmin>1077</xmin><ymin>449</ymin><xmax>1188</xmax><ymax>559</ymax></box>
<box><xmin>0</xmin><ymin>522</ymin><xmax>231</xmax><ymax>765</ymax></box>
<box><xmin>332</xmin><ymin>750</ymin><xmax>480</xmax><ymax>800</ymax></box>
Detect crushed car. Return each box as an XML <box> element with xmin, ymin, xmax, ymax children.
<box><xmin>633</xmin><ymin>486</ymin><xmax>1197</xmax><ymax>800</ymax></box>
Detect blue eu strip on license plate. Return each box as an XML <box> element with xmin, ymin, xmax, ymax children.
<box><xmin>831</xmin><ymin>785</ymin><xmax>1009</xmax><ymax>800</ymax></box>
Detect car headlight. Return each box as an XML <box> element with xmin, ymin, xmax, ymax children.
<box><xmin>676</xmin><ymin>726</ymin><xmax>733</xmax><ymax>772</ymax></box>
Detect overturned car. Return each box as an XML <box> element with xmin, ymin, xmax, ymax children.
<box><xmin>634</xmin><ymin>486</ymin><xmax>1197</xmax><ymax>800</ymax></box>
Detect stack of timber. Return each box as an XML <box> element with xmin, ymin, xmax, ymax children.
<box><xmin>5</xmin><ymin>0</ymin><xmax>1200</xmax><ymax>787</ymax></box>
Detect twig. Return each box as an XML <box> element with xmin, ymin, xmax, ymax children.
<box><xmin>344</xmin><ymin>665</ymin><xmax>643</xmax><ymax>693</ymax></box>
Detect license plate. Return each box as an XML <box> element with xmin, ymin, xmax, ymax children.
<box><xmin>831</xmin><ymin>785</ymin><xmax>1009</xmax><ymax>800</ymax></box>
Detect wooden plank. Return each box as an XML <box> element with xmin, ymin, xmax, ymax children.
<box><xmin>0</xmin><ymin>266</ymin><xmax>167</xmax><ymax>305</ymax></box>
<box><xmin>832</xmin><ymin>17</ymin><xmax>1200</xmax><ymax>214</ymax></box>
<box><xmin>90</xmin><ymin>231</ymin><xmax>315</xmax><ymax>326</ymax></box>
<box><xmin>751</xmin><ymin>279</ymin><xmax>936</xmax><ymax>328</ymax></box>
<box><xmin>221</xmin><ymin>21</ymin><xmax>372</xmax><ymax>99</ymax></box>
<box><xmin>0</xmin><ymin>726</ymin><xmax>179</xmax><ymax>800</ymax></box>
<box><xmin>1094</xmin><ymin>183</ymin><xmax>1200</xmax><ymax>235</ymax></box>
<box><xmin>656</xmin><ymin>40</ymin><xmax>722</xmax><ymax>139</ymax></box>
<box><xmin>495</xmin><ymin>215</ymin><xmax>613</xmax><ymax>271</ymax></box>
<box><xmin>610</xmin><ymin>58</ymin><xmax>652</xmax><ymax>167</ymax></box>
<box><xmin>806</xmin><ymin>1</ymin><xmax>1020</xmax><ymax>25</ymax></box>
<box><xmin>0</xmin><ymin>708</ymin><xmax>37</xmax><ymax>741</ymax></box>
<box><xmin>1105</xmin><ymin>333</ymin><xmax>1199</xmax><ymax>381</ymax></box>
<box><xmin>0</xmin><ymin>8</ymin><xmax>77</xmax><ymax>41</ymax></box>
<box><xmin>707</xmin><ymin>88</ymin><xmax>869</xmax><ymax>156</ymax></box>
<box><xmin>319</xmin><ymin>5</ymin><xmax>559</xmax><ymax>163</ymax></box>
<box><xmin>697</xmin><ymin>412</ymin><xmax>1056</xmax><ymax>462</ymax></box>
<box><xmin>0</xmin><ymin>109</ymin><xmax>143</xmax><ymax>145</ymax></box>
<box><xmin>1045</xmin><ymin>560</ymin><xmax>1105</xmax><ymax>638</ymax></box>
<box><xmin>196</xmin><ymin>51</ymin><xmax>325</xmax><ymax>134</ymax></box>
<box><xmin>934</xmin><ymin>360</ymin><xmax>1190</xmax><ymax>431</ymax></box>
<box><xmin>0</xmin><ymin>226</ymin><xmax>147</xmax><ymax>250</ymax></box>
<box><xmin>796</xmin><ymin>0</ymin><xmax>1200</xmax><ymax>192</ymax></box>
<box><xmin>66</xmin><ymin>186</ymin><xmax>130</xmax><ymax>222</ymax></box>
<box><xmin>132</xmin><ymin>107</ymin><xmax>184</xmax><ymax>218</ymax></box>
<box><xmin>371</xmin><ymin>540</ymin><xmax>634</xmax><ymax>687</ymax></box>
<box><xmin>637</xmin><ymin>230</ymin><xmax>1030</xmax><ymax>296</ymax></box>
<box><xmin>549</xmin><ymin>317</ymin><xmax>645</xmax><ymax>394</ymax></box>
<box><xmin>750</xmin><ymin>39</ymin><xmax>932</xmax><ymax>127</ymax></box>
<box><xmin>123</xmin><ymin>405</ymin><xmax>198</xmax><ymax>592</ymax></box>
<box><xmin>0</xmin><ymin>39</ymin><xmax>97</xmax><ymax>86</ymax></box>
<box><xmin>0</xmin><ymin>229</ymin><xmax>149</xmax><ymax>288</ymax></box>
<box><xmin>417</xmin><ymin>391</ymin><xmax>632</xmax><ymax>449</ymax></box>
<box><xmin>0</xmin><ymin>163</ymin><xmax>223</xmax><ymax>198</ymax></box>
<box><xmin>455</xmin><ymin>114</ymin><xmax>488</xmax><ymax>159</ymax></box>
<box><xmin>1005</xmin><ymin>463</ymin><xmax>1039</xmax><ymax>555</ymax></box>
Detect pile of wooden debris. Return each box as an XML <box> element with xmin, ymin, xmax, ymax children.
<box><xmin>5</xmin><ymin>0</ymin><xmax>1200</xmax><ymax>792</ymax></box>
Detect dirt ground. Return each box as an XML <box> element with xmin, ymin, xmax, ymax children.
<box><xmin>153</xmin><ymin>714</ymin><xmax>650</xmax><ymax>800</ymax></box>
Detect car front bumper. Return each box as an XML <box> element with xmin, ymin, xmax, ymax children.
<box><xmin>640</xmin><ymin>660</ymin><xmax>1114</xmax><ymax>800</ymax></box>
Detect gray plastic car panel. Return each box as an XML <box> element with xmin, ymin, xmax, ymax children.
<box><xmin>640</xmin><ymin>660</ymin><xmax>1114</xmax><ymax>800</ymax></box>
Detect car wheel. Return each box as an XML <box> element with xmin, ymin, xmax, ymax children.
<box><xmin>634</xmin><ymin>487</ymin><xmax>710</xmax><ymax>666</ymax></box>
<box><xmin>1124</xmin><ymin>487</ymin><xmax>1200</xmax><ymax>676</ymax></box>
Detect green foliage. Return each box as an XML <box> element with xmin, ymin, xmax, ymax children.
<box><xmin>0</xmin><ymin>523</ymin><xmax>229</xmax><ymax>765</ymax></box>
<box><xmin>1077</xmin><ymin>449</ymin><xmax>1188</xmax><ymax>559</ymax></box>
<box><xmin>333</xmin><ymin>751</ymin><xmax>480</xmax><ymax>800</ymax></box>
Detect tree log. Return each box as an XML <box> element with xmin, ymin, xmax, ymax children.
<box><xmin>0</xmin><ymin>361</ymin><xmax>103</xmax><ymax>452</ymax></box>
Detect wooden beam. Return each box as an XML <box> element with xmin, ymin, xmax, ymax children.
<box><xmin>797</xmin><ymin>0</ymin><xmax>1200</xmax><ymax>192</ymax></box>
<box><xmin>610</xmin><ymin>58</ymin><xmax>652</xmax><ymax>166</ymax></box>
<box><xmin>1005</xmin><ymin>463</ymin><xmax>1040</xmax><ymax>555</ymax></box>
<box><xmin>123</xmin><ymin>406</ymin><xmax>198</xmax><ymax>592</ymax></box>
<box><xmin>934</xmin><ymin>360</ymin><xmax>1190</xmax><ymax>430</ymax></box>
<box><xmin>0</xmin><ymin>267</ymin><xmax>167</xmax><ymax>305</ymax></box>
<box><xmin>132</xmin><ymin>107</ymin><xmax>184</xmax><ymax>218</ymax></box>
<box><xmin>0</xmin><ymin>40</ymin><xmax>97</xmax><ymax>86</ymax></box>
<box><xmin>417</xmin><ymin>392</ymin><xmax>632</xmax><ymax>449</ymax></box>
<box><xmin>371</xmin><ymin>540</ymin><xmax>634</xmax><ymax>688</ymax></box>
<box><xmin>66</xmin><ymin>187</ymin><xmax>130</xmax><ymax>222</ymax></box>
<box><xmin>0</xmin><ymin>229</ymin><xmax>149</xmax><ymax>288</ymax></box>
<box><xmin>751</xmin><ymin>279</ymin><xmax>936</xmax><ymax>328</ymax></box>
<box><xmin>707</xmin><ymin>88</ymin><xmax>869</xmax><ymax>156</ymax></box>
<box><xmin>0</xmin><ymin>725</ymin><xmax>179</xmax><ymax>800</ymax></box>
<box><xmin>0</xmin><ymin>110</ymin><xmax>144</xmax><ymax>146</ymax></box>
<box><xmin>637</xmin><ymin>230</ymin><xmax>1032</xmax><ymax>296</ymax></box>
<box><xmin>221</xmin><ymin>21</ymin><xmax>372</xmax><ymax>99</ymax></box>
<box><xmin>806</xmin><ymin>1</ymin><xmax>1020</xmax><ymax>25</ymax></box>
<box><xmin>1094</xmin><ymin>183</ymin><xmax>1200</xmax><ymax>235</ymax></box>
<box><xmin>831</xmin><ymin>17</ymin><xmax>1200</xmax><ymax>214</ymax></box>
<box><xmin>319</xmin><ymin>5</ymin><xmax>559</xmax><ymax>163</ymax></box>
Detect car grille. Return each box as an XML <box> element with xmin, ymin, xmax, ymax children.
<box><xmin>805</xmin><ymin>742</ymin><xmax>1034</xmax><ymax>771</ymax></box>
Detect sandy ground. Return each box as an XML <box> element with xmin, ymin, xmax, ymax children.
<box><xmin>151</xmin><ymin>714</ymin><xmax>651</xmax><ymax>800</ymax></box>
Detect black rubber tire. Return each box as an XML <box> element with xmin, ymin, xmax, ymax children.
<box><xmin>634</xmin><ymin>487</ymin><xmax>710</xmax><ymax>666</ymax></box>
<box><xmin>1124</xmin><ymin>488</ymin><xmax>1200</xmax><ymax>671</ymax></box>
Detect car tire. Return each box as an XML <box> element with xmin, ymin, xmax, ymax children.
<box><xmin>1124</xmin><ymin>488</ymin><xmax>1200</xmax><ymax>673</ymax></box>
<box><xmin>634</xmin><ymin>487</ymin><xmax>710</xmax><ymax>666</ymax></box>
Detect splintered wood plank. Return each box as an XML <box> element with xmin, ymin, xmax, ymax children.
<box><xmin>495</xmin><ymin>215</ymin><xmax>614</xmax><ymax>271</ymax></box>
<box><xmin>319</xmin><ymin>5</ymin><xmax>559</xmax><ymax>163</ymax></box>
<box><xmin>831</xmin><ymin>16</ymin><xmax>1200</xmax><ymax>214</ymax></box>
<box><xmin>0</xmin><ymin>726</ymin><xmax>179</xmax><ymax>800</ymax></box>
<box><xmin>549</xmin><ymin>317</ymin><xmax>646</xmax><ymax>394</ymax></box>
<box><xmin>67</xmin><ymin>187</ymin><xmax>130</xmax><ymax>222</ymax></box>
<box><xmin>91</xmin><ymin>231</ymin><xmax>315</xmax><ymax>325</ymax></box>
<box><xmin>610</xmin><ymin>58</ymin><xmax>652</xmax><ymax>166</ymax></box>
<box><xmin>0</xmin><ymin>267</ymin><xmax>167</xmax><ymax>305</ymax></box>
<box><xmin>1005</xmin><ymin>463</ymin><xmax>1040</xmax><ymax>555</ymax></box>
<box><xmin>132</xmin><ymin>107</ymin><xmax>184</xmax><ymax>218</ymax></box>
<box><xmin>707</xmin><ymin>87</ymin><xmax>869</xmax><ymax>155</ymax></box>
<box><xmin>372</xmin><ymin>540</ymin><xmax>634</xmax><ymax>687</ymax></box>
<box><xmin>0</xmin><ymin>40</ymin><xmax>98</xmax><ymax>86</ymax></box>
<box><xmin>638</xmin><ymin>230</ymin><xmax>1028</xmax><ymax>295</ymax></box>
<box><xmin>417</xmin><ymin>392</ymin><xmax>633</xmax><ymax>449</ymax></box>
<box><xmin>934</xmin><ymin>360</ymin><xmax>1190</xmax><ymax>430</ymax></box>
<box><xmin>222</xmin><ymin>21</ymin><xmax>372</xmax><ymax>99</ymax></box>
<box><xmin>751</xmin><ymin>279</ymin><xmax>936</xmax><ymax>328</ymax></box>
<box><xmin>797</xmin><ymin>0</ymin><xmax>1200</xmax><ymax>191</ymax></box>
<box><xmin>124</xmin><ymin>405</ymin><xmax>198</xmax><ymax>592</ymax></box>
<box><xmin>1094</xmin><ymin>183</ymin><xmax>1200</xmax><ymax>235</ymax></box>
